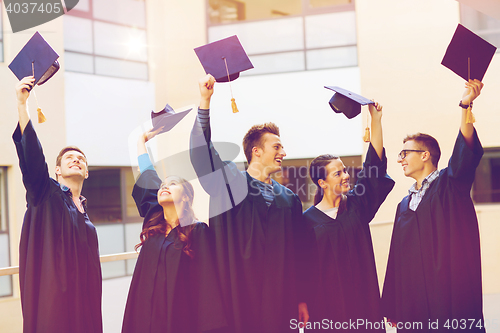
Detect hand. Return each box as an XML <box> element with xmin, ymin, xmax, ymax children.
<box><xmin>461</xmin><ymin>79</ymin><xmax>483</xmax><ymax>105</ymax></box>
<box><xmin>368</xmin><ymin>100</ymin><xmax>383</xmax><ymax>120</ymax></box>
<box><xmin>139</xmin><ymin>127</ymin><xmax>163</xmax><ymax>145</ymax></box>
<box><xmin>298</xmin><ymin>302</ymin><xmax>309</xmax><ymax>328</ymax></box>
<box><xmin>16</xmin><ymin>76</ymin><xmax>35</xmax><ymax>105</ymax></box>
<box><xmin>199</xmin><ymin>74</ymin><xmax>216</xmax><ymax>103</ymax></box>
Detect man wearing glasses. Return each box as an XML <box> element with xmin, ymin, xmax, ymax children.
<box><xmin>382</xmin><ymin>79</ymin><xmax>486</xmax><ymax>332</ymax></box>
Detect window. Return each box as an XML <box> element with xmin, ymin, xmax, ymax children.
<box><xmin>0</xmin><ymin>0</ymin><xmax>4</xmax><ymax>62</ymax></box>
<box><xmin>461</xmin><ymin>4</ymin><xmax>500</xmax><ymax>51</ymax></box>
<box><xmin>64</xmin><ymin>0</ymin><xmax>148</xmax><ymax>80</ymax></box>
<box><xmin>0</xmin><ymin>167</ymin><xmax>12</xmax><ymax>297</ymax></box>
<box><xmin>82</xmin><ymin>167</ymin><xmax>142</xmax><ymax>279</ymax></box>
<box><xmin>207</xmin><ymin>0</ymin><xmax>357</xmax><ymax>75</ymax></box>
<box><xmin>473</xmin><ymin>148</ymin><xmax>500</xmax><ymax>204</ymax></box>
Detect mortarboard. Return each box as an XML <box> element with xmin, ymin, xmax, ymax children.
<box><xmin>9</xmin><ymin>31</ymin><xmax>60</xmax><ymax>89</ymax></box>
<box><xmin>194</xmin><ymin>35</ymin><xmax>254</xmax><ymax>113</ymax></box>
<box><xmin>8</xmin><ymin>31</ymin><xmax>60</xmax><ymax>123</ymax></box>
<box><xmin>194</xmin><ymin>35</ymin><xmax>254</xmax><ymax>82</ymax></box>
<box><xmin>441</xmin><ymin>24</ymin><xmax>497</xmax><ymax>82</ymax></box>
<box><xmin>325</xmin><ymin>86</ymin><xmax>374</xmax><ymax>119</ymax></box>
<box><xmin>325</xmin><ymin>86</ymin><xmax>376</xmax><ymax>142</ymax></box>
<box><xmin>152</xmin><ymin>104</ymin><xmax>193</xmax><ymax>134</ymax></box>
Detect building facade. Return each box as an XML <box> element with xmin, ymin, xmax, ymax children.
<box><xmin>0</xmin><ymin>0</ymin><xmax>499</xmax><ymax>331</ymax></box>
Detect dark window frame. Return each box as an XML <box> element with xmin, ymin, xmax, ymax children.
<box><xmin>473</xmin><ymin>147</ymin><xmax>500</xmax><ymax>204</ymax></box>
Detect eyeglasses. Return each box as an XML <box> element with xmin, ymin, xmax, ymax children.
<box><xmin>398</xmin><ymin>150</ymin><xmax>426</xmax><ymax>160</ymax></box>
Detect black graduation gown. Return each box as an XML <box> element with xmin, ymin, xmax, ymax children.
<box><xmin>382</xmin><ymin>130</ymin><xmax>485</xmax><ymax>332</ymax></box>
<box><xmin>302</xmin><ymin>144</ymin><xmax>394</xmax><ymax>332</ymax></box>
<box><xmin>122</xmin><ymin>169</ymin><xmax>227</xmax><ymax>333</ymax></box>
<box><xmin>190</xmin><ymin>118</ymin><xmax>304</xmax><ymax>333</ymax></box>
<box><xmin>13</xmin><ymin>121</ymin><xmax>102</xmax><ymax>333</ymax></box>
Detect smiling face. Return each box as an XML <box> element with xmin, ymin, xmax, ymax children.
<box><xmin>55</xmin><ymin>150</ymin><xmax>88</xmax><ymax>181</ymax></box>
<box><xmin>254</xmin><ymin>133</ymin><xmax>286</xmax><ymax>176</ymax></box>
<box><xmin>319</xmin><ymin>159</ymin><xmax>350</xmax><ymax>197</ymax></box>
<box><xmin>397</xmin><ymin>140</ymin><xmax>427</xmax><ymax>179</ymax></box>
<box><xmin>157</xmin><ymin>176</ymin><xmax>186</xmax><ymax>207</ymax></box>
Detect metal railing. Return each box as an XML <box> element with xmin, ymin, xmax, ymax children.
<box><xmin>0</xmin><ymin>251</ymin><xmax>139</xmax><ymax>277</ymax></box>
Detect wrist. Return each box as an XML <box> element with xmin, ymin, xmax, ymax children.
<box><xmin>459</xmin><ymin>100</ymin><xmax>472</xmax><ymax>109</ymax></box>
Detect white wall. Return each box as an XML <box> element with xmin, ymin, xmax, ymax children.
<box><xmin>208</xmin><ymin>67</ymin><xmax>364</xmax><ymax>162</ymax></box>
<box><xmin>65</xmin><ymin>72</ymin><xmax>155</xmax><ymax>166</ymax></box>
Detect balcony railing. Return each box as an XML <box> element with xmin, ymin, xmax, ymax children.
<box><xmin>0</xmin><ymin>251</ymin><xmax>139</xmax><ymax>277</ymax></box>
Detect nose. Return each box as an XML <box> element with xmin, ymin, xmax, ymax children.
<box><xmin>281</xmin><ymin>148</ymin><xmax>286</xmax><ymax>157</ymax></box>
<box><xmin>397</xmin><ymin>155</ymin><xmax>403</xmax><ymax>163</ymax></box>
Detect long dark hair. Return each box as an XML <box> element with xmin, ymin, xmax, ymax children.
<box><xmin>135</xmin><ymin>177</ymin><xmax>197</xmax><ymax>258</ymax></box>
<box><xmin>309</xmin><ymin>154</ymin><xmax>347</xmax><ymax>212</ymax></box>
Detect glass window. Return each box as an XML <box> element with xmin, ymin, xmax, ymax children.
<box><xmin>207</xmin><ymin>0</ymin><xmax>357</xmax><ymax>75</ymax></box>
<box><xmin>93</xmin><ymin>0</ymin><xmax>146</xmax><ymax>28</ymax></box>
<box><xmin>305</xmin><ymin>11</ymin><xmax>356</xmax><ymax>49</ymax></box>
<box><xmin>209</xmin><ymin>0</ymin><xmax>302</xmax><ymax>24</ymax></box>
<box><xmin>209</xmin><ymin>17</ymin><xmax>304</xmax><ymax>54</ymax></box>
<box><xmin>82</xmin><ymin>167</ymin><xmax>143</xmax><ymax>279</ymax></box>
<box><xmin>0</xmin><ymin>167</ymin><xmax>12</xmax><ymax>297</ymax></box>
<box><xmin>64</xmin><ymin>0</ymin><xmax>148</xmax><ymax>80</ymax></box>
<box><xmin>473</xmin><ymin>148</ymin><xmax>500</xmax><ymax>203</ymax></box>
<box><xmin>309</xmin><ymin>0</ymin><xmax>351</xmax><ymax>9</ymax></box>
<box><xmin>64</xmin><ymin>16</ymin><xmax>93</xmax><ymax>53</ymax></box>
<box><xmin>306</xmin><ymin>46</ymin><xmax>357</xmax><ymax>69</ymax></box>
<box><xmin>461</xmin><ymin>4</ymin><xmax>500</xmax><ymax>51</ymax></box>
<box><xmin>93</xmin><ymin>21</ymin><xmax>147</xmax><ymax>62</ymax></box>
<box><xmin>83</xmin><ymin>169</ymin><xmax>122</xmax><ymax>223</ymax></box>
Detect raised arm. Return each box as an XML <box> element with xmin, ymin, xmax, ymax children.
<box><xmin>460</xmin><ymin>79</ymin><xmax>483</xmax><ymax>148</ymax></box>
<box><xmin>133</xmin><ymin>128</ymin><xmax>164</xmax><ymax>218</ymax></box>
<box><xmin>13</xmin><ymin>76</ymin><xmax>52</xmax><ymax>206</ymax></box>
<box><xmin>17</xmin><ymin>76</ymin><xmax>35</xmax><ymax>134</ymax></box>
<box><xmin>368</xmin><ymin>101</ymin><xmax>383</xmax><ymax>160</ymax></box>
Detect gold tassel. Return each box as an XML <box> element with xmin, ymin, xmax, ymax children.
<box><xmin>363</xmin><ymin>127</ymin><xmax>370</xmax><ymax>142</ymax></box>
<box><xmin>231</xmin><ymin>98</ymin><xmax>239</xmax><ymax>113</ymax></box>
<box><xmin>466</xmin><ymin>106</ymin><xmax>475</xmax><ymax>124</ymax></box>
<box><xmin>37</xmin><ymin>108</ymin><xmax>47</xmax><ymax>123</ymax></box>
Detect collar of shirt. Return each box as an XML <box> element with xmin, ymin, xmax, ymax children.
<box><xmin>408</xmin><ymin>169</ymin><xmax>440</xmax><ymax>196</ymax></box>
<box><xmin>60</xmin><ymin>183</ymin><xmax>88</xmax><ymax>209</ymax></box>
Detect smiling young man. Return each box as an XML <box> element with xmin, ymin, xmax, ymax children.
<box><xmin>190</xmin><ymin>74</ymin><xmax>307</xmax><ymax>333</ymax></box>
<box><xmin>382</xmin><ymin>80</ymin><xmax>486</xmax><ymax>332</ymax></box>
<box><xmin>13</xmin><ymin>76</ymin><xmax>102</xmax><ymax>333</ymax></box>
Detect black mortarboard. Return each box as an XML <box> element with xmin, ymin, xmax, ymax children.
<box><xmin>151</xmin><ymin>104</ymin><xmax>193</xmax><ymax>134</ymax></box>
<box><xmin>324</xmin><ymin>86</ymin><xmax>374</xmax><ymax>119</ymax></box>
<box><xmin>8</xmin><ymin>32</ymin><xmax>60</xmax><ymax>90</ymax></box>
<box><xmin>194</xmin><ymin>35</ymin><xmax>254</xmax><ymax>82</ymax></box>
<box><xmin>441</xmin><ymin>24</ymin><xmax>497</xmax><ymax>81</ymax></box>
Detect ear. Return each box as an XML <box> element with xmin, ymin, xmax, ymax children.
<box><xmin>421</xmin><ymin>151</ymin><xmax>432</xmax><ymax>163</ymax></box>
<box><xmin>318</xmin><ymin>179</ymin><xmax>327</xmax><ymax>189</ymax></box>
<box><xmin>84</xmin><ymin>169</ymin><xmax>89</xmax><ymax>179</ymax></box>
<box><xmin>252</xmin><ymin>146</ymin><xmax>261</xmax><ymax>159</ymax></box>
<box><xmin>55</xmin><ymin>166</ymin><xmax>62</xmax><ymax>177</ymax></box>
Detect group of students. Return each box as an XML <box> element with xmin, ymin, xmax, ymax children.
<box><xmin>13</xmin><ymin>73</ymin><xmax>485</xmax><ymax>333</ymax></box>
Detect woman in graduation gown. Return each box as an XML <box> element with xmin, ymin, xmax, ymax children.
<box><xmin>302</xmin><ymin>102</ymin><xmax>394</xmax><ymax>332</ymax></box>
<box><xmin>122</xmin><ymin>128</ymin><xmax>227</xmax><ymax>333</ymax></box>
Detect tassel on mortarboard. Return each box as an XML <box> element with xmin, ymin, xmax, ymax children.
<box><xmin>466</xmin><ymin>105</ymin><xmax>475</xmax><ymax>124</ymax></box>
<box><xmin>363</xmin><ymin>112</ymin><xmax>370</xmax><ymax>142</ymax></box>
<box><xmin>32</xmin><ymin>62</ymin><xmax>46</xmax><ymax>123</ymax></box>
<box><xmin>223</xmin><ymin>57</ymin><xmax>239</xmax><ymax>113</ymax></box>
